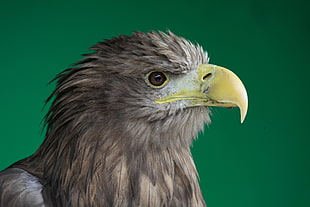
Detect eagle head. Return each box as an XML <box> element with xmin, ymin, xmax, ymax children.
<box><xmin>10</xmin><ymin>31</ymin><xmax>247</xmax><ymax>207</ymax></box>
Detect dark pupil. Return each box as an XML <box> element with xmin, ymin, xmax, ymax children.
<box><xmin>149</xmin><ymin>72</ymin><xmax>166</xmax><ymax>86</ymax></box>
<box><xmin>154</xmin><ymin>74</ymin><xmax>162</xmax><ymax>82</ymax></box>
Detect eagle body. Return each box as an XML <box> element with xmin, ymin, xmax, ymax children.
<box><xmin>0</xmin><ymin>31</ymin><xmax>248</xmax><ymax>207</ymax></box>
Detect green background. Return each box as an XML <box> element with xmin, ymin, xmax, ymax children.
<box><xmin>0</xmin><ymin>0</ymin><xmax>309</xmax><ymax>206</ymax></box>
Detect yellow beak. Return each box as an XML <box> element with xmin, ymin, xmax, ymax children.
<box><xmin>155</xmin><ymin>64</ymin><xmax>248</xmax><ymax>123</ymax></box>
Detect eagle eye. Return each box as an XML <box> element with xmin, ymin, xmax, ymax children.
<box><xmin>146</xmin><ymin>71</ymin><xmax>169</xmax><ymax>88</ymax></box>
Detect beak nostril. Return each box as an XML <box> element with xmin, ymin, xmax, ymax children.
<box><xmin>203</xmin><ymin>73</ymin><xmax>212</xmax><ymax>80</ymax></box>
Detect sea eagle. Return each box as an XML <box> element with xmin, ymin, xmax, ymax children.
<box><xmin>0</xmin><ymin>31</ymin><xmax>248</xmax><ymax>207</ymax></box>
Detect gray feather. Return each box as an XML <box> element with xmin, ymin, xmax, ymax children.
<box><xmin>0</xmin><ymin>168</ymin><xmax>44</xmax><ymax>207</ymax></box>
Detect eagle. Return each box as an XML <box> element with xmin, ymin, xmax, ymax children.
<box><xmin>0</xmin><ymin>31</ymin><xmax>247</xmax><ymax>207</ymax></box>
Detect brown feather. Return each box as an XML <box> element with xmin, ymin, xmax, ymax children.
<box><xmin>8</xmin><ymin>31</ymin><xmax>210</xmax><ymax>206</ymax></box>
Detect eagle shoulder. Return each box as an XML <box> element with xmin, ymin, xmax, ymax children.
<box><xmin>0</xmin><ymin>168</ymin><xmax>44</xmax><ymax>207</ymax></box>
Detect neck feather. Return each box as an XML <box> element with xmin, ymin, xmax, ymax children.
<box><xmin>15</xmin><ymin>107</ymin><xmax>208</xmax><ymax>206</ymax></box>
